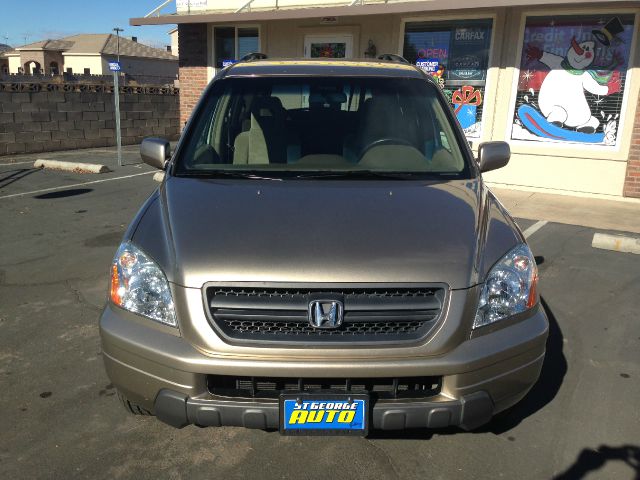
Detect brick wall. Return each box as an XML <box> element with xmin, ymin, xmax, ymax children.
<box><xmin>0</xmin><ymin>89</ymin><xmax>179</xmax><ymax>155</ymax></box>
<box><xmin>623</xmin><ymin>96</ymin><xmax>640</xmax><ymax>198</ymax></box>
<box><xmin>178</xmin><ymin>24</ymin><xmax>209</xmax><ymax>127</ymax></box>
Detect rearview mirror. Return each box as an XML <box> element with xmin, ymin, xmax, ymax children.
<box><xmin>140</xmin><ymin>137</ymin><xmax>171</xmax><ymax>170</ymax></box>
<box><xmin>478</xmin><ymin>141</ymin><xmax>510</xmax><ymax>173</ymax></box>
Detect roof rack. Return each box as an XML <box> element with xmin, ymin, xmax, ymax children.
<box><xmin>239</xmin><ymin>52</ymin><xmax>268</xmax><ymax>62</ymax></box>
<box><xmin>377</xmin><ymin>54</ymin><xmax>410</xmax><ymax>64</ymax></box>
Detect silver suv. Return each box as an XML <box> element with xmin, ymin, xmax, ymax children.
<box><xmin>100</xmin><ymin>58</ymin><xmax>548</xmax><ymax>435</ymax></box>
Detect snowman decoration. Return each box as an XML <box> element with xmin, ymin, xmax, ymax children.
<box><xmin>526</xmin><ymin>37</ymin><xmax>620</xmax><ymax>134</ymax></box>
<box><xmin>528</xmin><ymin>39</ymin><xmax>602</xmax><ymax>132</ymax></box>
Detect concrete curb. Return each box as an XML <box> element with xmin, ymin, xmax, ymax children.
<box><xmin>34</xmin><ymin>159</ymin><xmax>111</xmax><ymax>174</ymax></box>
<box><xmin>592</xmin><ymin>233</ymin><xmax>640</xmax><ymax>255</ymax></box>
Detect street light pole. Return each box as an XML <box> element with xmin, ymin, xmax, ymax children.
<box><xmin>113</xmin><ymin>27</ymin><xmax>123</xmax><ymax>62</ymax></box>
<box><xmin>112</xmin><ymin>27</ymin><xmax>124</xmax><ymax>167</ymax></box>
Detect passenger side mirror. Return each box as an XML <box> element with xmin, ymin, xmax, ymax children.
<box><xmin>478</xmin><ymin>141</ymin><xmax>510</xmax><ymax>173</ymax></box>
<box><xmin>140</xmin><ymin>137</ymin><xmax>171</xmax><ymax>170</ymax></box>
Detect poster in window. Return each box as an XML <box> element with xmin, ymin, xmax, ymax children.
<box><xmin>448</xmin><ymin>26</ymin><xmax>491</xmax><ymax>82</ymax></box>
<box><xmin>404</xmin><ymin>20</ymin><xmax>492</xmax><ymax>139</ymax></box>
<box><xmin>511</xmin><ymin>15</ymin><xmax>635</xmax><ymax>146</ymax></box>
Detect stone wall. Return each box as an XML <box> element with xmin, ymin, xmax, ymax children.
<box><xmin>623</xmin><ymin>96</ymin><xmax>640</xmax><ymax>198</ymax></box>
<box><xmin>0</xmin><ymin>86</ymin><xmax>179</xmax><ymax>155</ymax></box>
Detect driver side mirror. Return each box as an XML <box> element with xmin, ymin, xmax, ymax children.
<box><xmin>140</xmin><ymin>137</ymin><xmax>171</xmax><ymax>170</ymax></box>
<box><xmin>478</xmin><ymin>141</ymin><xmax>510</xmax><ymax>173</ymax></box>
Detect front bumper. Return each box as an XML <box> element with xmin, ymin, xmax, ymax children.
<box><xmin>155</xmin><ymin>389</ymin><xmax>495</xmax><ymax>431</ymax></box>
<box><xmin>100</xmin><ymin>304</ymin><xmax>548</xmax><ymax>431</ymax></box>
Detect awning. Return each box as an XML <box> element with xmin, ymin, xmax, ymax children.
<box><xmin>130</xmin><ymin>0</ymin><xmax>620</xmax><ymax>26</ymax></box>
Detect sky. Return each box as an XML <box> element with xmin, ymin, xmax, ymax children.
<box><xmin>1</xmin><ymin>0</ymin><xmax>178</xmax><ymax>49</ymax></box>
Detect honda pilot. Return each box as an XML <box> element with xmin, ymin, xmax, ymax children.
<box><xmin>99</xmin><ymin>57</ymin><xmax>548</xmax><ymax>435</ymax></box>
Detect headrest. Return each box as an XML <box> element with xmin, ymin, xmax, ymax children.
<box><xmin>251</xmin><ymin>96</ymin><xmax>285</xmax><ymax>116</ymax></box>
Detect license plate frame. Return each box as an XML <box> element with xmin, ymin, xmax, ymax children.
<box><xmin>279</xmin><ymin>393</ymin><xmax>369</xmax><ymax>436</ymax></box>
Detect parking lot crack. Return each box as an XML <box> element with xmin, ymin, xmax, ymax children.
<box><xmin>366</xmin><ymin>440</ymin><xmax>400</xmax><ymax>479</ymax></box>
<box><xmin>64</xmin><ymin>280</ymin><xmax>101</xmax><ymax>313</ymax></box>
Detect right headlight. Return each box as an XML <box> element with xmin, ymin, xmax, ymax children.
<box><xmin>473</xmin><ymin>243</ymin><xmax>538</xmax><ymax>329</ymax></box>
<box><xmin>109</xmin><ymin>241</ymin><xmax>177</xmax><ymax>327</ymax></box>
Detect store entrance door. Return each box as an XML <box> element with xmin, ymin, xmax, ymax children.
<box><xmin>304</xmin><ymin>35</ymin><xmax>353</xmax><ymax>59</ymax></box>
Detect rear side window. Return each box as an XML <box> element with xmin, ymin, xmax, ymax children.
<box><xmin>176</xmin><ymin>76</ymin><xmax>469</xmax><ymax>176</ymax></box>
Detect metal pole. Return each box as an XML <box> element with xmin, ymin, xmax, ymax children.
<box><xmin>113</xmin><ymin>70</ymin><xmax>122</xmax><ymax>167</ymax></box>
<box><xmin>113</xmin><ymin>27</ymin><xmax>124</xmax><ymax>167</ymax></box>
<box><xmin>113</xmin><ymin>27</ymin><xmax>123</xmax><ymax>62</ymax></box>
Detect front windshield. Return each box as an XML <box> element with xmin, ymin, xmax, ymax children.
<box><xmin>175</xmin><ymin>76</ymin><xmax>469</xmax><ymax>177</ymax></box>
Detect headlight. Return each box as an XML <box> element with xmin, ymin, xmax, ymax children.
<box><xmin>109</xmin><ymin>241</ymin><xmax>177</xmax><ymax>327</ymax></box>
<box><xmin>473</xmin><ymin>243</ymin><xmax>538</xmax><ymax>329</ymax></box>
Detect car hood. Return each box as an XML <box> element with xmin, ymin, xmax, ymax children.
<box><xmin>132</xmin><ymin>177</ymin><xmax>522</xmax><ymax>289</ymax></box>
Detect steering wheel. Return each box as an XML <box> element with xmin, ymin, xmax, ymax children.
<box><xmin>359</xmin><ymin>138</ymin><xmax>414</xmax><ymax>159</ymax></box>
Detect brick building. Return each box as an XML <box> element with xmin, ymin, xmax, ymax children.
<box><xmin>132</xmin><ymin>0</ymin><xmax>640</xmax><ymax>199</ymax></box>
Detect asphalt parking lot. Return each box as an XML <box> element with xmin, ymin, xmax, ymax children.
<box><xmin>1</xmin><ymin>153</ymin><xmax>639</xmax><ymax>479</ymax></box>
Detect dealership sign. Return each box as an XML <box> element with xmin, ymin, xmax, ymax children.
<box><xmin>416</xmin><ymin>58</ymin><xmax>439</xmax><ymax>74</ymax></box>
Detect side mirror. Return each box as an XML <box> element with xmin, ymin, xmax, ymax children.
<box><xmin>478</xmin><ymin>141</ymin><xmax>510</xmax><ymax>173</ymax></box>
<box><xmin>140</xmin><ymin>137</ymin><xmax>171</xmax><ymax>170</ymax></box>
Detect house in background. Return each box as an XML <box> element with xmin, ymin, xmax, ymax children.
<box><xmin>132</xmin><ymin>0</ymin><xmax>640</xmax><ymax>199</ymax></box>
<box><xmin>0</xmin><ymin>44</ymin><xmax>12</xmax><ymax>73</ymax></box>
<box><xmin>3</xmin><ymin>33</ymin><xmax>177</xmax><ymax>79</ymax></box>
<box><xmin>169</xmin><ymin>28</ymin><xmax>179</xmax><ymax>57</ymax></box>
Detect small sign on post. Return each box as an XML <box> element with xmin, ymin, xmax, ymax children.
<box><xmin>109</xmin><ymin>62</ymin><xmax>122</xmax><ymax>166</ymax></box>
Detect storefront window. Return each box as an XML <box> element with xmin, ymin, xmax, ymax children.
<box><xmin>510</xmin><ymin>14</ymin><xmax>635</xmax><ymax>147</ymax></box>
<box><xmin>404</xmin><ymin>19</ymin><xmax>493</xmax><ymax>139</ymax></box>
<box><xmin>214</xmin><ymin>26</ymin><xmax>260</xmax><ymax>68</ymax></box>
<box><xmin>238</xmin><ymin>28</ymin><xmax>260</xmax><ymax>60</ymax></box>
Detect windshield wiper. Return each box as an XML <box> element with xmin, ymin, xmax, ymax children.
<box><xmin>178</xmin><ymin>171</ymin><xmax>282</xmax><ymax>180</ymax></box>
<box><xmin>293</xmin><ymin>170</ymin><xmax>426</xmax><ymax>180</ymax></box>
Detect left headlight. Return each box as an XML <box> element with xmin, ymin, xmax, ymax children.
<box><xmin>473</xmin><ymin>243</ymin><xmax>538</xmax><ymax>329</ymax></box>
<box><xmin>109</xmin><ymin>241</ymin><xmax>177</xmax><ymax>327</ymax></box>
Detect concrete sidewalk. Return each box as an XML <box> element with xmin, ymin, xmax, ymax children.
<box><xmin>491</xmin><ymin>188</ymin><xmax>640</xmax><ymax>234</ymax></box>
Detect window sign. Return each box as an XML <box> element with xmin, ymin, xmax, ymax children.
<box><xmin>448</xmin><ymin>26</ymin><xmax>491</xmax><ymax>82</ymax></box>
<box><xmin>416</xmin><ymin>58</ymin><xmax>440</xmax><ymax>74</ymax></box>
<box><xmin>511</xmin><ymin>14</ymin><xmax>635</xmax><ymax>147</ymax></box>
<box><xmin>404</xmin><ymin>19</ymin><xmax>493</xmax><ymax>138</ymax></box>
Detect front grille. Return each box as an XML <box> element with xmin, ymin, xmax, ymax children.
<box><xmin>207</xmin><ymin>375</ymin><xmax>442</xmax><ymax>399</ymax></box>
<box><xmin>206</xmin><ymin>286</ymin><xmax>445</xmax><ymax>344</ymax></box>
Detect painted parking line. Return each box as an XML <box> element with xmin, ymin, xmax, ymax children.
<box><xmin>0</xmin><ymin>171</ymin><xmax>155</xmax><ymax>200</ymax></box>
<box><xmin>0</xmin><ymin>160</ymin><xmax>40</xmax><ymax>167</ymax></box>
<box><xmin>592</xmin><ymin>233</ymin><xmax>640</xmax><ymax>255</ymax></box>
<box><xmin>523</xmin><ymin>220</ymin><xmax>548</xmax><ymax>239</ymax></box>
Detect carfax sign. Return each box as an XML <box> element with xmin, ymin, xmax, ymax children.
<box><xmin>448</xmin><ymin>26</ymin><xmax>491</xmax><ymax>81</ymax></box>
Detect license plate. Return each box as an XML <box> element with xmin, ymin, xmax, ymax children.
<box><xmin>279</xmin><ymin>393</ymin><xmax>368</xmax><ymax>435</ymax></box>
